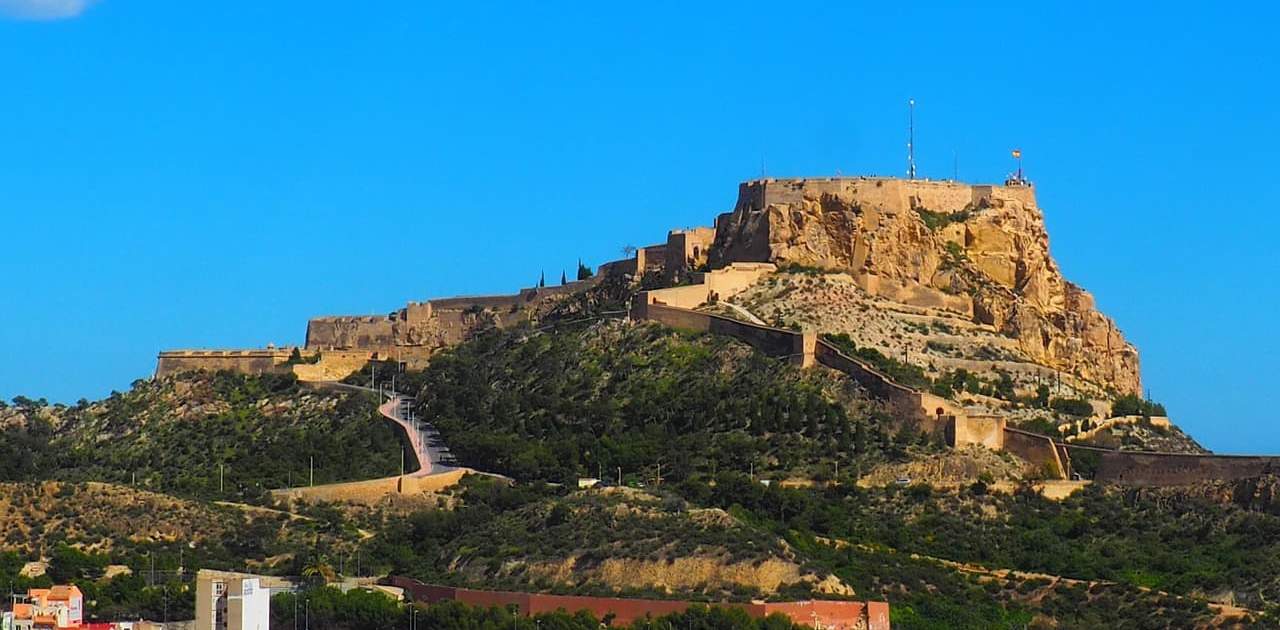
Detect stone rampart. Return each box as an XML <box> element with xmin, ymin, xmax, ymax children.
<box><xmin>636</xmin><ymin>303</ymin><xmax>813</xmax><ymax>367</ymax></box>
<box><xmin>812</xmin><ymin>340</ymin><xmax>965</xmax><ymax>430</ymax></box>
<box><xmin>734</xmin><ymin>176</ymin><xmax>1022</xmax><ymax>217</ymax></box>
<box><xmin>948</xmin><ymin>414</ymin><xmax>1007</xmax><ymax>450</ymax></box>
<box><xmin>813</xmin><ymin>340</ymin><xmax>924</xmax><ymax>420</ymax></box>
<box><xmin>664</xmin><ymin>227</ymin><xmax>716</xmax><ymax>281</ymax></box>
<box><xmin>155</xmin><ymin>348</ymin><xmax>295</xmax><ymax>378</ymax></box>
<box><xmin>1003</xmin><ymin>428</ymin><xmax>1068</xmax><ymax>479</ymax></box>
<box><xmin>389</xmin><ymin>577</ymin><xmax>889</xmax><ymax>629</ymax></box>
<box><xmin>290</xmin><ymin>350</ymin><xmax>375</xmax><ymax>382</ymax></box>
<box><xmin>643</xmin><ymin>284</ymin><xmax>711</xmax><ymax>310</ymax></box>
<box><xmin>305</xmin><ymin>315</ymin><xmax>395</xmax><ymax>350</ymax></box>
<box><xmin>639</xmin><ymin>262</ymin><xmax>777</xmax><ymax>310</ymax></box>
<box><xmin>1086</xmin><ymin>450</ymin><xmax>1280</xmax><ymax>486</ymax></box>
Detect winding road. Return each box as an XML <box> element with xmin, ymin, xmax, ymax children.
<box><xmin>377</xmin><ymin>392</ymin><xmax>456</xmax><ymax>477</ymax></box>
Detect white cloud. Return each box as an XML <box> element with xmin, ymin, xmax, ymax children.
<box><xmin>0</xmin><ymin>0</ymin><xmax>98</xmax><ymax>20</ymax></box>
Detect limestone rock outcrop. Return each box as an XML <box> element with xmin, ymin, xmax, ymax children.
<box><xmin>708</xmin><ymin>177</ymin><xmax>1140</xmax><ymax>395</ymax></box>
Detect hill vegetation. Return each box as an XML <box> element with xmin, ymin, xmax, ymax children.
<box><xmin>408</xmin><ymin>321</ymin><xmax>937</xmax><ymax>485</ymax></box>
<box><xmin>356</xmin><ymin>477</ymin><xmax>843</xmax><ymax>601</ymax></box>
<box><xmin>0</xmin><ymin>372</ymin><xmax>405</xmax><ymax>502</ymax></box>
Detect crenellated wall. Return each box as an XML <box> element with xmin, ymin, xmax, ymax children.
<box><xmin>729</xmin><ymin>176</ymin><xmax>1010</xmax><ymax>219</ymax></box>
<box><xmin>155</xmin><ymin>348</ymin><xmax>295</xmax><ymax>378</ymax></box>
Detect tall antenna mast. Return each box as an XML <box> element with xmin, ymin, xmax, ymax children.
<box><xmin>907</xmin><ymin>98</ymin><xmax>916</xmax><ymax>180</ymax></box>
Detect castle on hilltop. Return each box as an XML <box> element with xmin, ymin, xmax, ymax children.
<box><xmin>156</xmin><ymin>175</ymin><xmax>1041</xmax><ymax>381</ymax></box>
<box><xmin>154</xmin><ymin>173</ymin><xmax>1280</xmax><ymax>490</ymax></box>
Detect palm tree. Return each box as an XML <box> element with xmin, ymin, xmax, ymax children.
<box><xmin>302</xmin><ymin>555</ymin><xmax>337</xmax><ymax>584</ymax></box>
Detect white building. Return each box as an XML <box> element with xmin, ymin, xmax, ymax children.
<box><xmin>195</xmin><ymin>571</ymin><xmax>272</xmax><ymax>630</ymax></box>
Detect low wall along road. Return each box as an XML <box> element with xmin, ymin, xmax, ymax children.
<box><xmin>271</xmin><ymin>383</ymin><xmax>493</xmax><ymax>504</ymax></box>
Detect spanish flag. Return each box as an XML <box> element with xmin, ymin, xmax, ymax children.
<box><xmin>1011</xmin><ymin>149</ymin><xmax>1022</xmax><ymax>159</ymax></box>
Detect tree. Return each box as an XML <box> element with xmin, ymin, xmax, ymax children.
<box><xmin>1050</xmin><ymin>397</ymin><xmax>1094</xmax><ymax>417</ymax></box>
<box><xmin>302</xmin><ymin>556</ymin><xmax>338</xmax><ymax>584</ymax></box>
<box><xmin>560</xmin><ymin>270</ymin><xmax>567</xmax><ymax>285</ymax></box>
<box><xmin>1035</xmin><ymin>384</ymin><xmax>1051</xmax><ymax>408</ymax></box>
<box><xmin>577</xmin><ymin>259</ymin><xmax>593</xmax><ymax>280</ymax></box>
<box><xmin>538</xmin><ymin>271</ymin><xmax>546</xmax><ymax>288</ymax></box>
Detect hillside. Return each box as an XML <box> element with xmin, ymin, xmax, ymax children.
<box><xmin>407</xmin><ymin>320</ymin><xmax>936</xmax><ymax>484</ymax></box>
<box><xmin>0</xmin><ymin>372</ymin><xmax>405</xmax><ymax>501</ymax></box>
<box><xmin>5</xmin><ymin>173</ymin><xmax>1273</xmax><ymax>627</ymax></box>
<box><xmin>0</xmin><ymin>480</ymin><xmax>365</xmax><ymax>576</ymax></box>
<box><xmin>415</xmin><ymin>486</ymin><xmax>848</xmax><ymax>600</ymax></box>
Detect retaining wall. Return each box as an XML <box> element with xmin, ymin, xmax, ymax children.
<box><xmin>269</xmin><ymin>469</ymin><xmax>469</xmax><ymax>505</ymax></box>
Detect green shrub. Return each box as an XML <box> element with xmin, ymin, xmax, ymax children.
<box><xmin>1050</xmin><ymin>397</ymin><xmax>1094</xmax><ymax>417</ymax></box>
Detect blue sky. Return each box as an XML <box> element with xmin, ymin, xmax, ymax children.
<box><xmin>1</xmin><ymin>2</ymin><xmax>1277</xmax><ymax>453</ymax></box>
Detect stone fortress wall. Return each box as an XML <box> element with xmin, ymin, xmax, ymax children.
<box><xmin>157</xmin><ymin>224</ymin><xmax>718</xmax><ymax>380</ymax></box>
<box><xmin>156</xmin><ymin>348</ymin><xmax>297</xmax><ymax>378</ymax></box>
<box><xmin>727</xmin><ymin>176</ymin><xmax>1036</xmax><ymax>221</ymax></box>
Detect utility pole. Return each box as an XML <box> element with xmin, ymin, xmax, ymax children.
<box><xmin>309</xmin><ymin>456</ymin><xmax>314</xmax><ymax>487</ymax></box>
<box><xmin>219</xmin><ymin>464</ymin><xmax>224</xmax><ymax>494</ymax></box>
<box><xmin>907</xmin><ymin>98</ymin><xmax>917</xmax><ymax>180</ymax></box>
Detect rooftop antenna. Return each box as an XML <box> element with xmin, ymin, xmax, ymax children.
<box><xmin>907</xmin><ymin>98</ymin><xmax>916</xmax><ymax>180</ymax></box>
<box><xmin>1012</xmin><ymin>148</ymin><xmax>1024</xmax><ymax>183</ymax></box>
<box><xmin>953</xmin><ymin>150</ymin><xmax>958</xmax><ymax>182</ymax></box>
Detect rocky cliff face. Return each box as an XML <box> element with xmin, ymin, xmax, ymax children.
<box><xmin>709</xmin><ymin>178</ymin><xmax>1140</xmax><ymax>395</ymax></box>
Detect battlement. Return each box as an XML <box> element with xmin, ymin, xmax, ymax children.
<box><xmin>735</xmin><ymin>176</ymin><xmax>1036</xmax><ymax>215</ymax></box>
<box><xmin>155</xmin><ymin>347</ymin><xmax>298</xmax><ymax>378</ymax></box>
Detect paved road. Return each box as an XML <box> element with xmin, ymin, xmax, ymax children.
<box><xmin>381</xmin><ymin>392</ymin><xmax>456</xmax><ymax>477</ymax></box>
<box><xmin>316</xmin><ymin>381</ymin><xmax>455</xmax><ymax>477</ymax></box>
